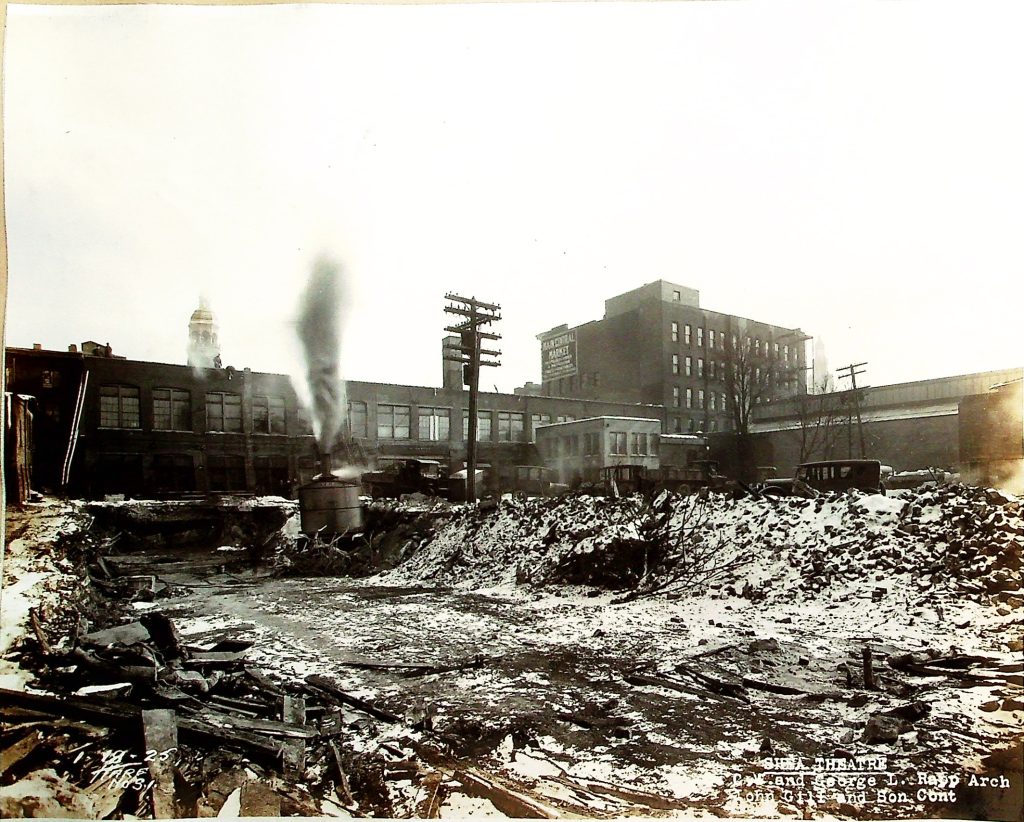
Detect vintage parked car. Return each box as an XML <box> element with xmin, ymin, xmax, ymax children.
<box><xmin>761</xmin><ymin>459</ymin><xmax>887</xmax><ymax>497</ymax></box>
<box><xmin>360</xmin><ymin>458</ymin><xmax>446</xmax><ymax>499</ymax></box>
<box><xmin>512</xmin><ymin>465</ymin><xmax>568</xmax><ymax>497</ymax></box>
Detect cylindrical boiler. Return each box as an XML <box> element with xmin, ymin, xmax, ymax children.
<box><xmin>298</xmin><ymin>477</ymin><xmax>363</xmax><ymax>536</ymax></box>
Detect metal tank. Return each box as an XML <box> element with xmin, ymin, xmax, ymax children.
<box><xmin>298</xmin><ymin>452</ymin><xmax>363</xmax><ymax>536</ymax></box>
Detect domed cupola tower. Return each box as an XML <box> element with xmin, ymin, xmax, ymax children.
<box><xmin>187</xmin><ymin>297</ymin><xmax>221</xmax><ymax>368</ymax></box>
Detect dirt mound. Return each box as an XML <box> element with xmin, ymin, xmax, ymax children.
<box><xmin>376</xmin><ymin>486</ymin><xmax>1024</xmax><ymax>608</ymax></box>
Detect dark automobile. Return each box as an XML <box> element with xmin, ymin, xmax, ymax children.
<box><xmin>762</xmin><ymin>459</ymin><xmax>886</xmax><ymax>497</ymax></box>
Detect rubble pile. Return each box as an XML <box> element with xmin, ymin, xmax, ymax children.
<box><xmin>378</xmin><ymin>486</ymin><xmax>1024</xmax><ymax>611</ymax></box>
<box><xmin>275</xmin><ymin>503</ymin><xmax>447</xmax><ymax>578</ymax></box>
<box><xmin>0</xmin><ymin>624</ymin><xmax>437</xmax><ymax>819</ymax></box>
<box><xmin>0</xmin><ymin>500</ymin><xmax>457</xmax><ymax>818</ymax></box>
<box><xmin>686</xmin><ymin>484</ymin><xmax>1024</xmax><ymax>607</ymax></box>
<box><xmin>382</xmin><ymin>493</ymin><xmax>651</xmax><ymax>588</ymax></box>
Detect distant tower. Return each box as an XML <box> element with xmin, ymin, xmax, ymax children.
<box><xmin>188</xmin><ymin>298</ymin><xmax>221</xmax><ymax>368</ymax></box>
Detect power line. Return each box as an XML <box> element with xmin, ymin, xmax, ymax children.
<box><xmin>443</xmin><ymin>294</ymin><xmax>501</xmax><ymax>503</ymax></box>
<box><xmin>836</xmin><ymin>362</ymin><xmax>868</xmax><ymax>458</ymax></box>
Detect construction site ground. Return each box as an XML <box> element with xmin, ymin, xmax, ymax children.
<box><xmin>2</xmin><ymin>488</ymin><xmax>1022</xmax><ymax>819</ymax></box>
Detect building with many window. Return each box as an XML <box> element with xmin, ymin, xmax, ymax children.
<box><xmin>537</xmin><ymin>280</ymin><xmax>809</xmax><ymax>435</ymax></box>
<box><xmin>5</xmin><ymin>343</ymin><xmax>310</xmax><ymax>498</ymax></box>
<box><xmin>5</xmin><ymin>340</ymin><xmax>669</xmax><ymax>499</ymax></box>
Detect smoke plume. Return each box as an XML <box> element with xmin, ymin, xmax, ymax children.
<box><xmin>296</xmin><ymin>256</ymin><xmax>347</xmax><ymax>454</ymax></box>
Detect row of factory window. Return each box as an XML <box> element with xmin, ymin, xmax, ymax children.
<box><xmin>669</xmin><ymin>323</ymin><xmax>798</xmax><ymax>362</ymax></box>
<box><xmin>357</xmin><ymin>403</ymin><xmax>577</xmax><ymax>442</ymax></box>
<box><xmin>89</xmin><ymin>452</ymin><xmax>290</xmax><ymax>495</ymax></box>
<box><xmin>98</xmin><ymin>386</ymin><xmax>288</xmax><ymax>434</ymax></box>
<box><xmin>540</xmin><ymin>431</ymin><xmax>657</xmax><ymax>460</ymax></box>
<box><xmin>99</xmin><ymin>386</ymin><xmax>615</xmax><ymax>444</ymax></box>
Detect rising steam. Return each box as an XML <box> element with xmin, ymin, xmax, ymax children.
<box><xmin>296</xmin><ymin>257</ymin><xmax>347</xmax><ymax>454</ymax></box>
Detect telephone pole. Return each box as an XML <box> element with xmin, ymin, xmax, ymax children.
<box><xmin>836</xmin><ymin>362</ymin><xmax>868</xmax><ymax>458</ymax></box>
<box><xmin>443</xmin><ymin>294</ymin><xmax>501</xmax><ymax>503</ymax></box>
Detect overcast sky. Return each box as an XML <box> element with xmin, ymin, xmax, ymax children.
<box><xmin>4</xmin><ymin>0</ymin><xmax>1022</xmax><ymax>401</ymax></box>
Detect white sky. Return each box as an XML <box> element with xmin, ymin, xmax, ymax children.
<box><xmin>3</xmin><ymin>0</ymin><xmax>1022</xmax><ymax>399</ymax></box>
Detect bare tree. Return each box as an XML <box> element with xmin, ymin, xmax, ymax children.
<box><xmin>617</xmin><ymin>491</ymin><xmax>750</xmax><ymax>601</ymax></box>
<box><xmin>792</xmin><ymin>374</ymin><xmax>849</xmax><ymax>463</ymax></box>
<box><xmin>721</xmin><ymin>330</ymin><xmax>804</xmax><ymax>435</ymax></box>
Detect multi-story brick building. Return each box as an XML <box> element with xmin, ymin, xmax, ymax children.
<box><xmin>537</xmin><ymin>280</ymin><xmax>809</xmax><ymax>435</ymax></box>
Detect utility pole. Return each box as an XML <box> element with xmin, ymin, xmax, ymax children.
<box><xmin>443</xmin><ymin>294</ymin><xmax>501</xmax><ymax>503</ymax></box>
<box><xmin>836</xmin><ymin>362</ymin><xmax>868</xmax><ymax>458</ymax></box>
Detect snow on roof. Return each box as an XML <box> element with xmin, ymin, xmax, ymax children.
<box><xmin>749</xmin><ymin>401</ymin><xmax>958</xmax><ymax>433</ymax></box>
<box><xmin>536</xmin><ymin>415</ymin><xmax>662</xmax><ymax>430</ymax></box>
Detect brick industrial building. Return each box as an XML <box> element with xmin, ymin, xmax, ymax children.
<box><xmin>536</xmin><ymin>280</ymin><xmax>810</xmax><ymax>435</ymax></box>
<box><xmin>6</xmin><ymin>293</ymin><xmax>1020</xmax><ymax>500</ymax></box>
<box><xmin>3</xmin><ymin>300</ymin><xmax>668</xmax><ymax>499</ymax></box>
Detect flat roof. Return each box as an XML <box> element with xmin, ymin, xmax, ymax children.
<box><xmin>535</xmin><ymin>415</ymin><xmax>662</xmax><ymax>430</ymax></box>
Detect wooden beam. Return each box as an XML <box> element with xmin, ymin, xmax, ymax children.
<box><xmin>0</xmin><ymin>729</ymin><xmax>44</xmax><ymax>775</ymax></box>
<box><xmin>455</xmin><ymin>769</ymin><xmax>558</xmax><ymax>819</ymax></box>
<box><xmin>0</xmin><ymin>688</ymin><xmax>284</xmax><ymax>760</ymax></box>
<box><xmin>142</xmin><ymin>709</ymin><xmax>178</xmax><ymax>819</ymax></box>
<box><xmin>304</xmin><ymin>675</ymin><xmax>402</xmax><ymax>723</ymax></box>
<box><xmin>281</xmin><ymin>695</ymin><xmax>306</xmax><ymax>779</ymax></box>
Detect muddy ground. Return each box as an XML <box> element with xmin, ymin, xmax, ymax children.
<box><xmin>2</xmin><ymin>493</ymin><xmax>1023</xmax><ymax>819</ymax></box>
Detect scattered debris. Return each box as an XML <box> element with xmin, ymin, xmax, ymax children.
<box><xmin>2</xmin><ymin>484</ymin><xmax>1022</xmax><ymax>819</ymax></box>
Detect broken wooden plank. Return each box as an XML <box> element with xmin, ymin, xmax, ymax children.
<box><xmin>417</xmin><ymin>771</ymin><xmax>445</xmax><ymax>818</ymax></box>
<box><xmin>863</xmin><ymin>646</ymin><xmax>876</xmax><ymax>690</ymax></box>
<box><xmin>194</xmin><ymin>709</ymin><xmax>314</xmax><ymax>739</ymax></box>
<box><xmin>554</xmin><ymin>711</ymin><xmax>630</xmax><ymax>730</ymax></box>
<box><xmin>0</xmin><ymin>728</ymin><xmax>44</xmax><ymax>775</ymax></box>
<box><xmin>29</xmin><ymin>609</ymin><xmax>52</xmax><ymax>655</ymax></box>
<box><xmin>456</xmin><ymin>769</ymin><xmax>559</xmax><ymax>819</ymax></box>
<box><xmin>333</xmin><ymin>656</ymin><xmax>486</xmax><ymax>678</ymax></box>
<box><xmin>886</xmin><ymin>655</ymin><xmax>1020</xmax><ymax>684</ymax></box>
<box><xmin>674</xmin><ymin>663</ymin><xmax>750</xmax><ymax>701</ymax></box>
<box><xmin>398</xmin><ymin>658</ymin><xmax>487</xmax><ymax>678</ymax></box>
<box><xmin>95</xmin><ymin>555</ymin><xmax>116</xmax><ymax>579</ymax></box>
<box><xmin>206</xmin><ymin>694</ymin><xmax>272</xmax><ymax>718</ymax></box>
<box><xmin>281</xmin><ymin>695</ymin><xmax>306</xmax><ymax>779</ymax></box>
<box><xmin>188</xmin><ymin>650</ymin><xmax>247</xmax><ymax>666</ymax></box>
<box><xmin>208</xmin><ymin>638</ymin><xmax>255</xmax><ymax>653</ymax></box>
<box><xmin>304</xmin><ymin>674</ymin><xmax>402</xmax><ymax>723</ymax></box>
<box><xmin>740</xmin><ymin>675</ymin><xmax>809</xmax><ymax>696</ymax></box>
<box><xmin>679</xmin><ymin>641</ymin><xmax>738</xmax><ymax>661</ymax></box>
<box><xmin>244</xmin><ymin>665</ymin><xmax>285</xmax><ymax>696</ymax></box>
<box><xmin>551</xmin><ymin>774</ymin><xmax>693</xmax><ymax>812</ymax></box>
<box><xmin>626</xmin><ymin>672</ymin><xmax>732</xmax><ymax>702</ymax></box>
<box><xmin>319</xmin><ymin>708</ymin><xmax>344</xmax><ymax>737</ymax></box>
<box><xmin>239</xmin><ymin>782</ymin><xmax>281</xmax><ymax>817</ymax></box>
<box><xmin>0</xmin><ymin>688</ymin><xmax>283</xmax><ymax>760</ymax></box>
<box><xmin>328</xmin><ymin>740</ymin><xmax>355</xmax><ymax>807</ymax></box>
<box><xmin>142</xmin><ymin>709</ymin><xmax>178</xmax><ymax>819</ymax></box>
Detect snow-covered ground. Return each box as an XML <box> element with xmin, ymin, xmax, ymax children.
<box><xmin>1</xmin><ymin>499</ymin><xmax>88</xmax><ymax>689</ymax></box>
<box><xmin>3</xmin><ymin>486</ymin><xmax>1021</xmax><ymax>818</ymax></box>
<box><xmin>158</xmin><ymin>485</ymin><xmax>1022</xmax><ymax>818</ymax></box>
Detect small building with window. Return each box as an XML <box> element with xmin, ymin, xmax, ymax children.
<box><xmin>534</xmin><ymin>416</ymin><xmax>662</xmax><ymax>485</ymax></box>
